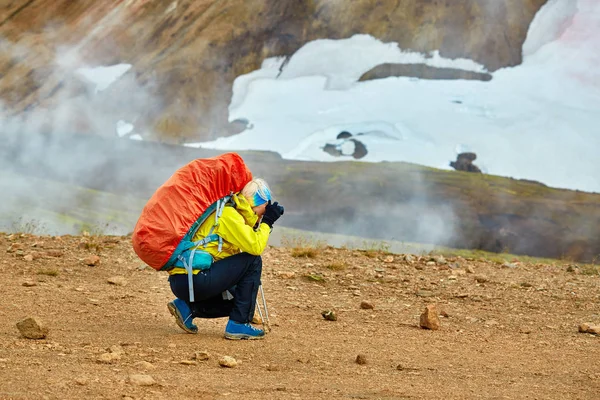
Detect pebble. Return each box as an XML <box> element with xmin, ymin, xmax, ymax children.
<box><xmin>128</xmin><ymin>374</ymin><xmax>155</xmax><ymax>386</ymax></box>
<box><xmin>83</xmin><ymin>255</ymin><xmax>100</xmax><ymax>267</ymax></box>
<box><xmin>194</xmin><ymin>351</ymin><xmax>210</xmax><ymax>361</ymax></box>
<box><xmin>134</xmin><ymin>361</ymin><xmax>155</xmax><ymax>370</ymax></box>
<box><xmin>579</xmin><ymin>323</ymin><xmax>600</xmax><ymax>335</ymax></box>
<box><xmin>219</xmin><ymin>356</ymin><xmax>238</xmax><ymax>368</ymax></box>
<box><xmin>180</xmin><ymin>360</ymin><xmax>197</xmax><ymax>366</ymax></box>
<box><xmin>355</xmin><ymin>354</ymin><xmax>367</xmax><ymax>365</ymax></box>
<box><xmin>432</xmin><ymin>255</ymin><xmax>446</xmax><ymax>264</ymax></box>
<box><xmin>22</xmin><ymin>281</ymin><xmax>37</xmax><ymax>287</ymax></box>
<box><xmin>107</xmin><ymin>276</ymin><xmax>127</xmax><ymax>286</ymax></box>
<box><xmin>98</xmin><ymin>352</ymin><xmax>121</xmax><ymax>363</ymax></box>
<box><xmin>360</xmin><ymin>300</ymin><xmax>374</xmax><ymax>310</ymax></box>
<box><xmin>321</xmin><ymin>310</ymin><xmax>337</xmax><ymax>321</ymax></box>
<box><xmin>419</xmin><ymin>304</ymin><xmax>441</xmax><ymax>330</ymax></box>
<box><xmin>16</xmin><ymin>317</ymin><xmax>48</xmax><ymax>339</ymax></box>
<box><xmin>277</xmin><ymin>271</ymin><xmax>296</xmax><ymax>279</ymax></box>
<box><xmin>74</xmin><ymin>378</ymin><xmax>88</xmax><ymax>386</ymax></box>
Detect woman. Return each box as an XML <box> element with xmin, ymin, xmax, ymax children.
<box><xmin>167</xmin><ymin>178</ymin><xmax>284</xmax><ymax>339</ymax></box>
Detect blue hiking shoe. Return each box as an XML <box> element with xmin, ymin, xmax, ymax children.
<box><xmin>167</xmin><ymin>299</ymin><xmax>198</xmax><ymax>334</ymax></box>
<box><xmin>224</xmin><ymin>320</ymin><xmax>265</xmax><ymax>340</ymax></box>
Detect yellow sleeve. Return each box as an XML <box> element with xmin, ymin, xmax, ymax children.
<box><xmin>216</xmin><ymin>207</ymin><xmax>271</xmax><ymax>255</ymax></box>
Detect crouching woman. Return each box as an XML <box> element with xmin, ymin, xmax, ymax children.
<box><xmin>167</xmin><ymin>178</ymin><xmax>284</xmax><ymax>340</ymax></box>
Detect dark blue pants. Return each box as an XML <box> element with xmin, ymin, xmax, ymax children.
<box><xmin>168</xmin><ymin>253</ymin><xmax>262</xmax><ymax>324</ymax></box>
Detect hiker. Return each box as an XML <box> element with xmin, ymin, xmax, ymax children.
<box><xmin>166</xmin><ymin>178</ymin><xmax>284</xmax><ymax>339</ymax></box>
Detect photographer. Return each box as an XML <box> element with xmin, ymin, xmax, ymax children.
<box><xmin>166</xmin><ymin>178</ymin><xmax>284</xmax><ymax>340</ymax></box>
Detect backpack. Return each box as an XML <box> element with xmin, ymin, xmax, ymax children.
<box><xmin>132</xmin><ymin>153</ymin><xmax>252</xmax><ymax>301</ymax></box>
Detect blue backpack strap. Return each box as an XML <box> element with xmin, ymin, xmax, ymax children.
<box><xmin>178</xmin><ymin>254</ymin><xmax>195</xmax><ymax>302</ymax></box>
<box><xmin>167</xmin><ymin>195</ymin><xmax>236</xmax><ymax>302</ymax></box>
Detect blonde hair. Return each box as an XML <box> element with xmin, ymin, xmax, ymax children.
<box><xmin>241</xmin><ymin>178</ymin><xmax>271</xmax><ymax>207</ymax></box>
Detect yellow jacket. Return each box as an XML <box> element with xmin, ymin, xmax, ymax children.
<box><xmin>168</xmin><ymin>195</ymin><xmax>271</xmax><ymax>275</ymax></box>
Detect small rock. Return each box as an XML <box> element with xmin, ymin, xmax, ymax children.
<box><xmin>83</xmin><ymin>255</ymin><xmax>100</xmax><ymax>267</ymax></box>
<box><xmin>109</xmin><ymin>345</ymin><xmax>124</xmax><ymax>355</ymax></box>
<box><xmin>404</xmin><ymin>254</ymin><xmax>416</xmax><ymax>263</ymax></box>
<box><xmin>194</xmin><ymin>351</ymin><xmax>210</xmax><ymax>361</ymax></box>
<box><xmin>419</xmin><ymin>304</ymin><xmax>441</xmax><ymax>330</ymax></box>
<box><xmin>589</xmin><ymin>326</ymin><xmax>600</xmax><ymax>335</ymax></box>
<box><xmin>128</xmin><ymin>374</ymin><xmax>155</xmax><ymax>386</ymax></box>
<box><xmin>321</xmin><ymin>310</ymin><xmax>337</xmax><ymax>321</ymax></box>
<box><xmin>252</xmin><ymin>313</ymin><xmax>262</xmax><ymax>325</ymax></box>
<box><xmin>426</xmin><ymin>261</ymin><xmax>436</xmax><ymax>266</ymax></box>
<box><xmin>7</xmin><ymin>243</ymin><xmax>24</xmax><ymax>253</ymax></box>
<box><xmin>277</xmin><ymin>271</ymin><xmax>295</xmax><ymax>279</ymax></box>
<box><xmin>107</xmin><ymin>276</ymin><xmax>126</xmax><ymax>286</ymax></box>
<box><xmin>22</xmin><ymin>281</ymin><xmax>37</xmax><ymax>287</ymax></box>
<box><xmin>16</xmin><ymin>317</ymin><xmax>48</xmax><ymax>339</ymax></box>
<box><xmin>465</xmin><ymin>266</ymin><xmax>475</xmax><ymax>274</ymax></box>
<box><xmin>266</xmin><ymin>364</ymin><xmax>280</xmax><ymax>371</ymax></box>
<box><xmin>180</xmin><ymin>360</ymin><xmax>197</xmax><ymax>366</ymax></box>
<box><xmin>44</xmin><ymin>250</ymin><xmax>64</xmax><ymax>258</ymax></box>
<box><xmin>360</xmin><ymin>300</ymin><xmax>374</xmax><ymax>310</ymax></box>
<box><xmin>219</xmin><ymin>356</ymin><xmax>238</xmax><ymax>368</ymax></box>
<box><xmin>97</xmin><ymin>352</ymin><xmax>121</xmax><ymax>363</ymax></box>
<box><xmin>566</xmin><ymin>265</ymin><xmax>579</xmax><ymax>273</ymax></box>
<box><xmin>74</xmin><ymin>378</ymin><xmax>88</xmax><ymax>386</ymax></box>
<box><xmin>502</xmin><ymin>262</ymin><xmax>518</xmax><ymax>269</ymax></box>
<box><xmin>382</xmin><ymin>255</ymin><xmax>394</xmax><ymax>263</ymax></box>
<box><xmin>416</xmin><ymin>290</ymin><xmax>434</xmax><ymax>298</ymax></box>
<box><xmin>355</xmin><ymin>354</ymin><xmax>367</xmax><ymax>365</ymax></box>
<box><xmin>474</xmin><ymin>275</ymin><xmax>488</xmax><ymax>284</ymax></box>
<box><xmin>432</xmin><ymin>255</ymin><xmax>446</xmax><ymax>264</ymax></box>
<box><xmin>23</xmin><ymin>254</ymin><xmax>34</xmax><ymax>262</ymax></box>
<box><xmin>134</xmin><ymin>361</ymin><xmax>155</xmax><ymax>370</ymax></box>
<box><xmin>579</xmin><ymin>323</ymin><xmax>600</xmax><ymax>335</ymax></box>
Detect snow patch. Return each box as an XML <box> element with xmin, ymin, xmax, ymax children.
<box><xmin>76</xmin><ymin>64</ymin><xmax>132</xmax><ymax>93</ymax></box>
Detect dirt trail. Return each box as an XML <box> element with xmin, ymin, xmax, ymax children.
<box><xmin>1</xmin><ymin>233</ymin><xmax>598</xmax><ymax>399</ymax></box>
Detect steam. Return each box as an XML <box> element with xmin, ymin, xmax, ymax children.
<box><xmin>0</xmin><ymin>21</ymin><xmax>162</xmax><ymax>234</ymax></box>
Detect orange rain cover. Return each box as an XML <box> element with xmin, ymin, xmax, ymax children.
<box><xmin>131</xmin><ymin>153</ymin><xmax>252</xmax><ymax>270</ymax></box>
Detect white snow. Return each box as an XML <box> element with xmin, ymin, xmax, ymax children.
<box><xmin>188</xmin><ymin>0</ymin><xmax>600</xmax><ymax>193</ymax></box>
<box><xmin>116</xmin><ymin>120</ymin><xmax>134</xmax><ymax>137</ymax></box>
<box><xmin>276</xmin><ymin>34</ymin><xmax>487</xmax><ymax>90</ymax></box>
<box><xmin>76</xmin><ymin>63</ymin><xmax>132</xmax><ymax>93</ymax></box>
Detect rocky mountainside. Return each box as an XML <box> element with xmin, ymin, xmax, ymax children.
<box><xmin>1</xmin><ymin>0</ymin><xmax>547</xmax><ymax>142</ymax></box>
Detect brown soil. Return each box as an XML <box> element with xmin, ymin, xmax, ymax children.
<box><xmin>1</xmin><ymin>233</ymin><xmax>599</xmax><ymax>400</ymax></box>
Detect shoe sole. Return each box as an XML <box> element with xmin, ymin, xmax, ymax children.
<box><xmin>224</xmin><ymin>332</ymin><xmax>265</xmax><ymax>340</ymax></box>
<box><xmin>167</xmin><ymin>303</ymin><xmax>198</xmax><ymax>334</ymax></box>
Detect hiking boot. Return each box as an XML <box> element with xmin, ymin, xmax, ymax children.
<box><xmin>224</xmin><ymin>320</ymin><xmax>265</xmax><ymax>340</ymax></box>
<box><xmin>167</xmin><ymin>298</ymin><xmax>198</xmax><ymax>334</ymax></box>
